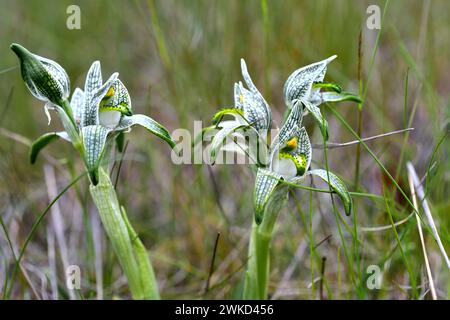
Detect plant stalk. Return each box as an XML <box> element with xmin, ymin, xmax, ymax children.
<box><xmin>89</xmin><ymin>168</ymin><xmax>159</xmax><ymax>299</ymax></box>
<box><xmin>243</xmin><ymin>190</ymin><xmax>284</xmax><ymax>299</ymax></box>
<box><xmin>243</xmin><ymin>221</ymin><xmax>272</xmax><ymax>299</ymax></box>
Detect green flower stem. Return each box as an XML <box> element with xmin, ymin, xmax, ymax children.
<box><xmin>60</xmin><ymin>99</ymin><xmax>77</xmax><ymax>128</ymax></box>
<box><xmin>243</xmin><ymin>205</ymin><xmax>279</xmax><ymax>300</ymax></box>
<box><xmin>89</xmin><ymin>168</ymin><xmax>159</xmax><ymax>299</ymax></box>
<box><xmin>56</xmin><ymin>99</ymin><xmax>83</xmax><ymax>154</ymax></box>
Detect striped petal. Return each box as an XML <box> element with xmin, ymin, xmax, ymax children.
<box><xmin>283</xmin><ymin>55</ymin><xmax>336</xmax><ymax>109</ymax></box>
<box><xmin>84</xmin><ymin>61</ymin><xmax>103</xmax><ymax>108</ymax></box>
<box><xmin>116</xmin><ymin>114</ymin><xmax>176</xmax><ymax>148</ymax></box>
<box><xmin>253</xmin><ymin>168</ymin><xmax>284</xmax><ymax>224</ymax></box>
<box><xmin>233</xmin><ymin>59</ymin><xmax>271</xmax><ymax>131</ymax></box>
<box><xmin>70</xmin><ymin>87</ymin><xmax>85</xmax><ymax>124</ymax></box>
<box><xmin>307</xmin><ymin>169</ymin><xmax>352</xmax><ymax>216</ymax></box>
<box><xmin>38</xmin><ymin>55</ymin><xmax>70</xmax><ymax>101</ymax></box>
<box><xmin>310</xmin><ymin>91</ymin><xmax>362</xmax><ymax>106</ymax></box>
<box><xmin>303</xmin><ymin>100</ymin><xmax>329</xmax><ymax>140</ymax></box>
<box><xmin>253</xmin><ymin>169</ymin><xmax>290</xmax><ymax>226</ymax></box>
<box><xmin>99</xmin><ymin>79</ymin><xmax>132</xmax><ymax>116</ymax></box>
<box><xmin>11</xmin><ymin>43</ymin><xmax>70</xmax><ymax>105</ymax></box>
<box><xmin>272</xmin><ymin>126</ymin><xmax>311</xmax><ymax>179</ymax></box>
<box><xmin>82</xmin><ymin>125</ymin><xmax>111</xmax><ymax>185</ymax></box>
<box><xmin>83</xmin><ymin>72</ymin><xmax>119</xmax><ymax>126</ymax></box>
<box><xmin>270</xmin><ymin>101</ymin><xmax>303</xmax><ymax>153</ymax></box>
<box><xmin>54</xmin><ymin>105</ymin><xmax>81</xmax><ymax>147</ymax></box>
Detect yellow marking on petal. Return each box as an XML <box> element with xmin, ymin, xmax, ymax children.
<box><xmin>284</xmin><ymin>137</ymin><xmax>298</xmax><ymax>151</ymax></box>
<box><xmin>104</xmin><ymin>86</ymin><xmax>115</xmax><ymax>99</ymax></box>
<box><xmin>239</xmin><ymin>93</ymin><xmax>244</xmax><ymax>103</ymax></box>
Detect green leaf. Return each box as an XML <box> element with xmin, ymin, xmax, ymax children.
<box><xmin>283</xmin><ymin>55</ymin><xmax>336</xmax><ymax>108</ymax></box>
<box><xmin>253</xmin><ymin>168</ymin><xmax>282</xmax><ymax>224</ymax></box>
<box><xmin>307</xmin><ymin>169</ymin><xmax>353</xmax><ymax>216</ymax></box>
<box><xmin>82</xmin><ymin>125</ymin><xmax>111</xmax><ymax>185</ymax></box>
<box><xmin>116</xmin><ymin>114</ymin><xmax>176</xmax><ymax>149</ymax></box>
<box><xmin>29</xmin><ymin>132</ymin><xmax>65</xmax><ymax>164</ymax></box>
<box><xmin>303</xmin><ymin>100</ymin><xmax>329</xmax><ymax>140</ymax></box>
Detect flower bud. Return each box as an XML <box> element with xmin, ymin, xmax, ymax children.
<box><xmin>11</xmin><ymin>43</ymin><xmax>70</xmax><ymax>106</ymax></box>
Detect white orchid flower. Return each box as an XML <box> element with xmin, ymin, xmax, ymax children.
<box><xmin>206</xmin><ymin>59</ymin><xmax>271</xmax><ymax>165</ymax></box>
<box><xmin>206</xmin><ymin>58</ymin><xmax>358</xmax><ymax>224</ymax></box>
<box><xmin>254</xmin><ymin>101</ymin><xmax>352</xmax><ymax>223</ymax></box>
<box><xmin>283</xmin><ymin>55</ymin><xmax>362</xmax><ymax>140</ymax></box>
<box><xmin>12</xmin><ymin>44</ymin><xmax>176</xmax><ymax>185</ymax></box>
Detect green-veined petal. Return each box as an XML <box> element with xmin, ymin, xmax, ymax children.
<box><xmin>270</xmin><ymin>101</ymin><xmax>303</xmax><ymax>152</ymax></box>
<box><xmin>307</xmin><ymin>169</ymin><xmax>353</xmax><ymax>216</ymax></box>
<box><xmin>84</xmin><ymin>61</ymin><xmax>102</xmax><ymax>108</ymax></box>
<box><xmin>272</xmin><ymin>126</ymin><xmax>311</xmax><ymax>179</ymax></box>
<box><xmin>11</xmin><ymin>43</ymin><xmax>70</xmax><ymax>105</ymax></box>
<box><xmin>82</xmin><ymin>125</ymin><xmax>111</xmax><ymax>185</ymax></box>
<box><xmin>116</xmin><ymin>114</ymin><xmax>176</xmax><ymax>148</ymax></box>
<box><xmin>253</xmin><ymin>168</ymin><xmax>283</xmax><ymax>224</ymax></box>
<box><xmin>235</xmin><ymin>59</ymin><xmax>271</xmax><ymax>131</ymax></box>
<box><xmin>303</xmin><ymin>100</ymin><xmax>329</xmax><ymax>140</ymax></box>
<box><xmin>312</xmin><ymin>91</ymin><xmax>362</xmax><ymax>105</ymax></box>
<box><xmin>283</xmin><ymin>55</ymin><xmax>336</xmax><ymax>108</ymax></box>
<box><xmin>70</xmin><ymin>87</ymin><xmax>85</xmax><ymax>124</ymax></box>
<box><xmin>99</xmin><ymin>79</ymin><xmax>132</xmax><ymax>116</ymax></box>
<box><xmin>83</xmin><ymin>72</ymin><xmax>118</xmax><ymax>126</ymax></box>
<box><xmin>54</xmin><ymin>105</ymin><xmax>81</xmax><ymax>147</ymax></box>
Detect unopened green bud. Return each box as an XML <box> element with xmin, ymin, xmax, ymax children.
<box><xmin>11</xmin><ymin>43</ymin><xmax>70</xmax><ymax>106</ymax></box>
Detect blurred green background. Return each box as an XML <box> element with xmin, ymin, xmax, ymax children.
<box><xmin>0</xmin><ymin>0</ymin><xmax>448</xmax><ymax>299</ymax></box>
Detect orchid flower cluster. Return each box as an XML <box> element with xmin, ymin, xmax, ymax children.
<box><xmin>11</xmin><ymin>43</ymin><xmax>176</xmax><ymax>299</ymax></box>
<box><xmin>11</xmin><ymin>43</ymin><xmax>175</xmax><ymax>185</ymax></box>
<box><xmin>208</xmin><ymin>57</ymin><xmax>360</xmax><ymax>224</ymax></box>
